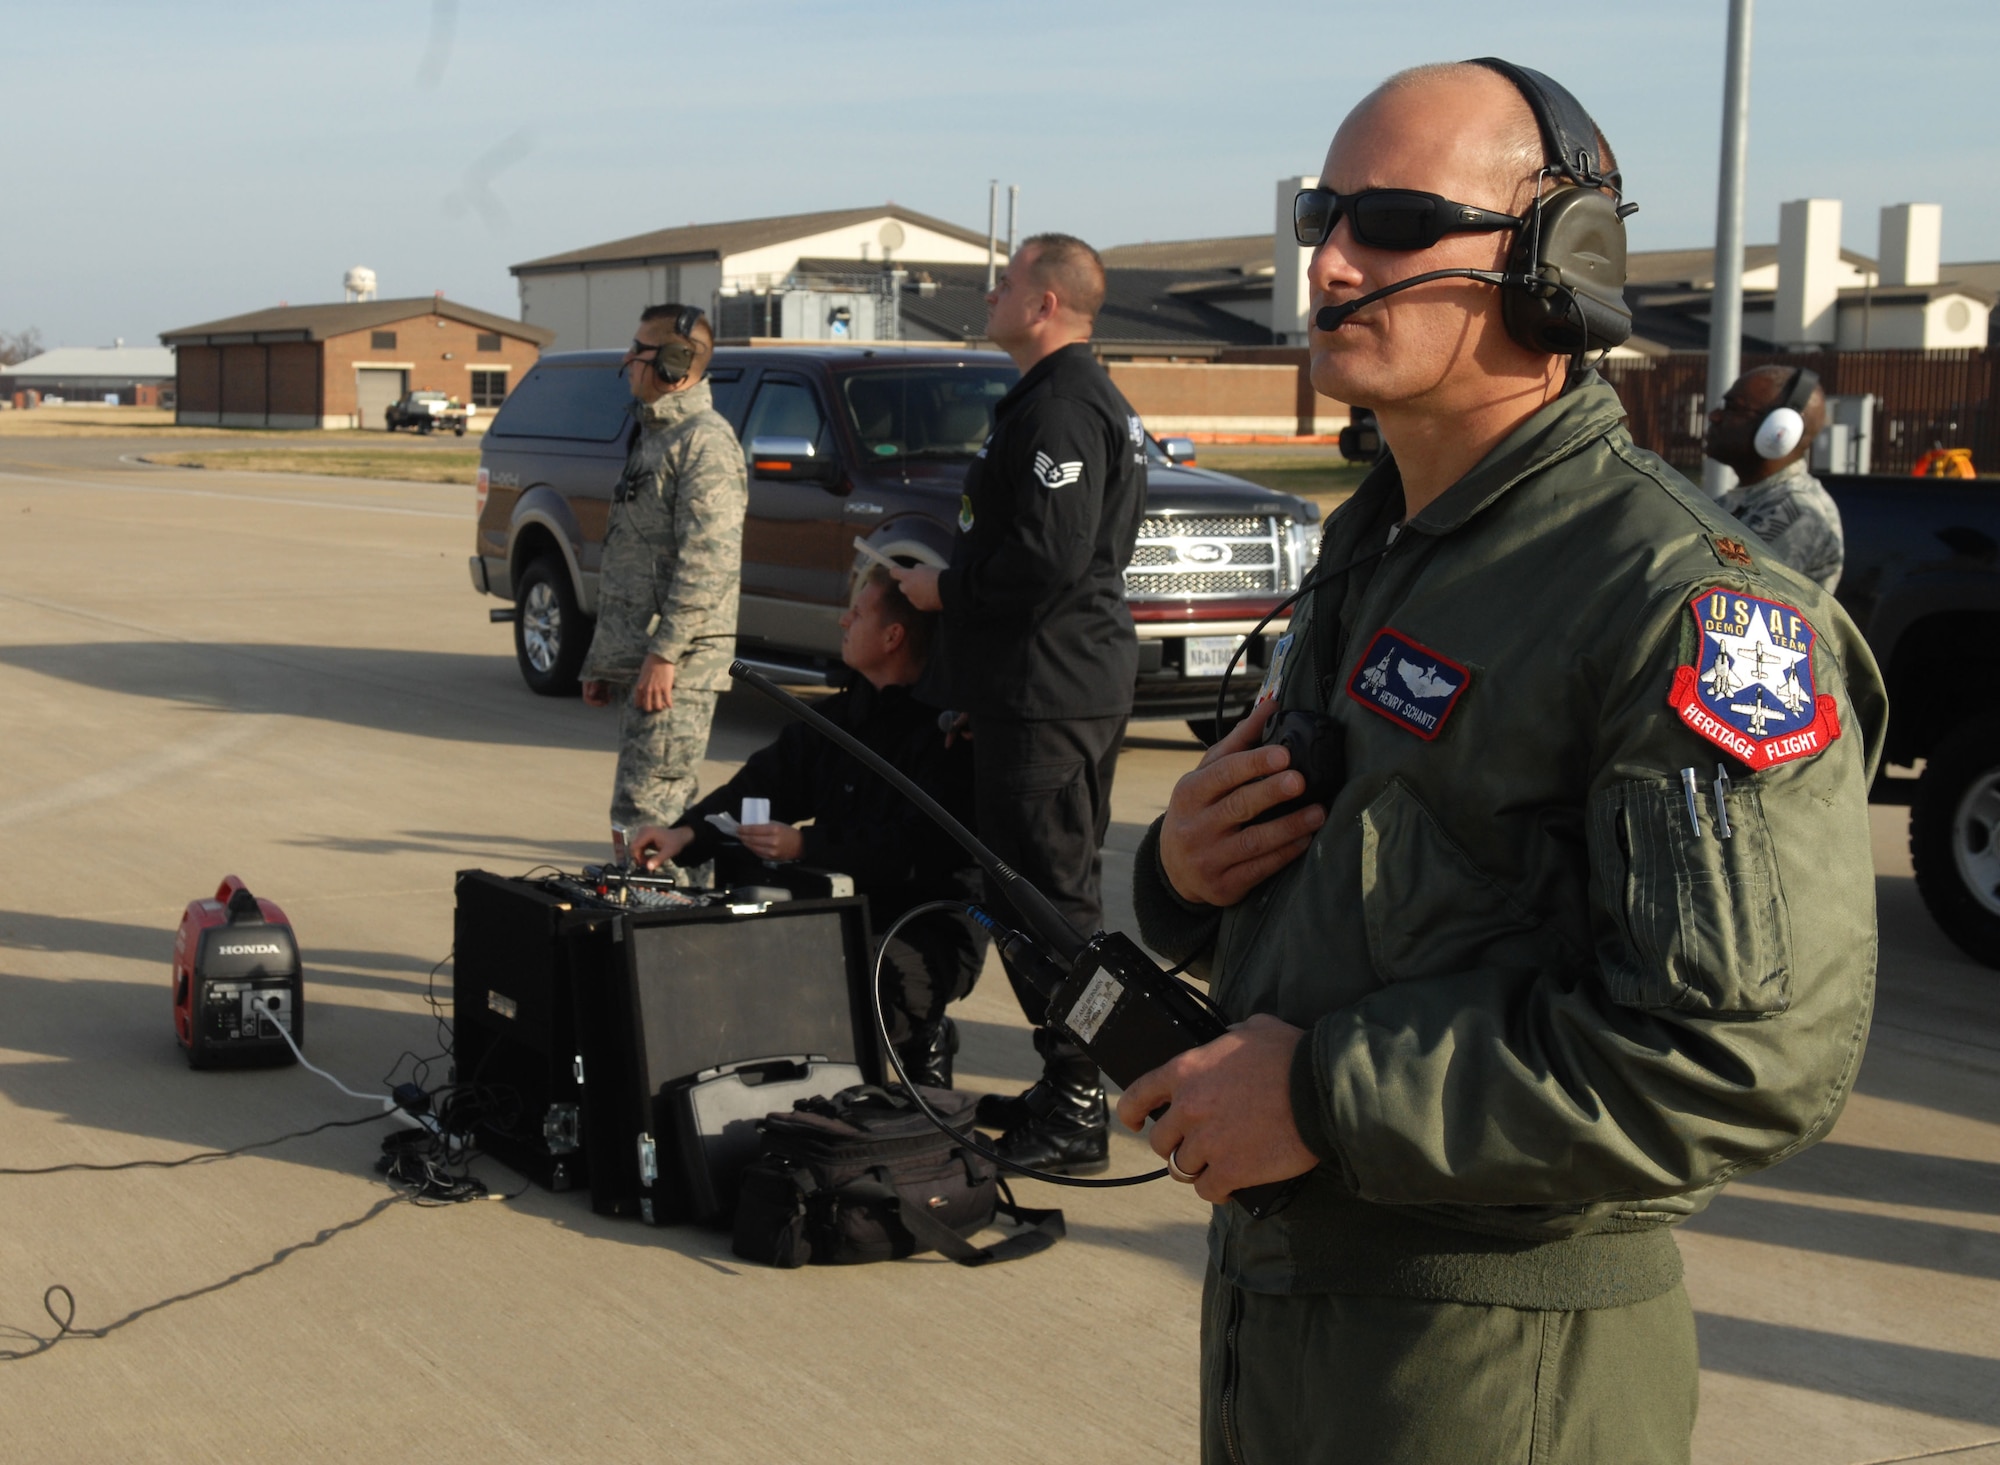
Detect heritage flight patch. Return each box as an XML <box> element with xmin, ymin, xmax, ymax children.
<box><xmin>1346</xmin><ymin>629</ymin><xmax>1469</xmax><ymax>740</ymax></box>
<box><xmin>1669</xmin><ymin>587</ymin><xmax>1842</xmax><ymax>769</ymax></box>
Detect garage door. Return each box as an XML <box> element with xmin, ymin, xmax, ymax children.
<box><xmin>356</xmin><ymin>367</ymin><xmax>408</xmax><ymax>430</ymax></box>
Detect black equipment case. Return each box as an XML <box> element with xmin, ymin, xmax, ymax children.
<box><xmin>451</xmin><ymin>871</ymin><xmax>590</xmax><ymax>1191</ymax></box>
<box><xmin>567</xmin><ymin>894</ymin><xmax>879</xmax><ymax>1226</ymax></box>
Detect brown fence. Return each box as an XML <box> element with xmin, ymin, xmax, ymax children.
<box><xmin>1600</xmin><ymin>348</ymin><xmax>2000</xmax><ymax>476</ymax></box>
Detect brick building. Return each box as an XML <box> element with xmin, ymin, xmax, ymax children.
<box><xmin>160</xmin><ymin>297</ymin><xmax>554</xmax><ymax>429</ymax></box>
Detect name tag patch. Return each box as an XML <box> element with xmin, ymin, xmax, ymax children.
<box><xmin>1669</xmin><ymin>587</ymin><xmax>1841</xmax><ymax>769</ymax></box>
<box><xmin>1346</xmin><ymin>630</ymin><xmax>1468</xmax><ymax>740</ymax></box>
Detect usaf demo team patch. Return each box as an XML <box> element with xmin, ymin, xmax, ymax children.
<box><xmin>1669</xmin><ymin>587</ymin><xmax>1841</xmax><ymax>770</ymax></box>
<box><xmin>1346</xmin><ymin>629</ymin><xmax>1469</xmax><ymax>740</ymax></box>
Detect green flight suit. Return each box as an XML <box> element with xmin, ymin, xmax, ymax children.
<box><xmin>1132</xmin><ymin>376</ymin><xmax>1887</xmax><ymax>1463</ymax></box>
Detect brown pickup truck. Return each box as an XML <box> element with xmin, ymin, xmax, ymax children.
<box><xmin>469</xmin><ymin>346</ymin><xmax>1320</xmax><ymax>730</ymax></box>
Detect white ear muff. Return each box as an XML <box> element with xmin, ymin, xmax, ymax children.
<box><xmin>1754</xmin><ymin>407</ymin><xmax>1805</xmax><ymax>460</ymax></box>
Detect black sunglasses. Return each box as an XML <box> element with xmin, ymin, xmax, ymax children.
<box><xmin>1293</xmin><ymin>187</ymin><xmax>1524</xmax><ymax>250</ymax></box>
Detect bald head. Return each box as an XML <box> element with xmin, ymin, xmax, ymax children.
<box><xmin>1352</xmin><ymin>62</ymin><xmax>1619</xmax><ymax>216</ymax></box>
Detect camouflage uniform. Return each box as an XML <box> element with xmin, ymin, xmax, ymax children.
<box><xmin>579</xmin><ymin>379</ymin><xmax>748</xmax><ymax>830</ymax></box>
<box><xmin>1719</xmin><ymin>457</ymin><xmax>1845</xmax><ymax>592</ymax></box>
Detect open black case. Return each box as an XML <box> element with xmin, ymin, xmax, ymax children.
<box><xmin>563</xmin><ymin>893</ymin><xmax>880</xmax><ymax>1226</ymax></box>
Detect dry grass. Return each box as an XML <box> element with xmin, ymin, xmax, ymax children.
<box><xmin>146</xmin><ymin>448</ymin><xmax>481</xmax><ymax>485</ymax></box>
<box><xmin>1195</xmin><ymin>445</ymin><xmax>1369</xmax><ymax>511</ymax></box>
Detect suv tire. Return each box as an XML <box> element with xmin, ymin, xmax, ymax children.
<box><xmin>1910</xmin><ymin>712</ymin><xmax>2000</xmax><ymax>969</ymax></box>
<box><xmin>514</xmin><ymin>556</ymin><xmax>591</xmax><ymax>698</ymax></box>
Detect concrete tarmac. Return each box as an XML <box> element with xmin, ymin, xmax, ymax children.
<box><xmin>0</xmin><ymin>440</ymin><xmax>1994</xmax><ymax>1463</ymax></box>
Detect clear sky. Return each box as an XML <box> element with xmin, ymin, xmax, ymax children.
<box><xmin>4</xmin><ymin>0</ymin><xmax>1995</xmax><ymax>348</ymax></box>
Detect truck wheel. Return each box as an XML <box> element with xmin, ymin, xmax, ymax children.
<box><xmin>454</xmin><ymin>425</ymin><xmax>466</xmax><ymax>437</ymax></box>
<box><xmin>1911</xmin><ymin>712</ymin><xmax>2000</xmax><ymax>969</ymax></box>
<box><xmin>514</xmin><ymin>556</ymin><xmax>590</xmax><ymax>697</ymax></box>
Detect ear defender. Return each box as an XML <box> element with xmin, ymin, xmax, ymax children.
<box><xmin>1468</xmin><ymin>57</ymin><xmax>1635</xmax><ymax>356</ymax></box>
<box><xmin>1752</xmin><ymin>366</ymin><xmax>1819</xmax><ymax>460</ymax></box>
<box><xmin>1501</xmin><ymin>187</ymin><xmax>1633</xmax><ymax>355</ymax></box>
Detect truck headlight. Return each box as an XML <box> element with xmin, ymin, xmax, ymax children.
<box><xmin>1285</xmin><ymin>518</ymin><xmax>1318</xmax><ymax>591</ymax></box>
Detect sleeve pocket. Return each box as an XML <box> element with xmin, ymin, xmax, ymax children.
<box><xmin>1589</xmin><ymin>777</ymin><xmax>1792</xmax><ymax>1017</ymax></box>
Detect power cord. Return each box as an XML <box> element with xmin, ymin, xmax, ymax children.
<box><xmin>871</xmin><ymin>901</ymin><xmax>1171</xmax><ymax>1190</ymax></box>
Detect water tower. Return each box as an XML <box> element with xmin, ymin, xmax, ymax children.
<box><xmin>344</xmin><ymin>267</ymin><xmax>378</xmax><ymax>303</ymax></box>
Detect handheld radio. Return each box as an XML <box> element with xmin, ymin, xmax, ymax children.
<box><xmin>728</xmin><ymin>662</ymin><xmax>1301</xmax><ymax>1219</ymax></box>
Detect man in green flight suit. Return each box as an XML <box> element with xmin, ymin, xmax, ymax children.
<box><xmin>581</xmin><ymin>305</ymin><xmax>748</xmax><ymax>844</ymax></box>
<box><xmin>1119</xmin><ymin>60</ymin><xmax>1886</xmax><ymax>1463</ymax></box>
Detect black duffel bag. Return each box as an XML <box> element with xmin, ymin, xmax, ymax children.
<box><xmin>732</xmin><ymin>1085</ymin><xmax>1063</xmax><ymax>1268</ymax></box>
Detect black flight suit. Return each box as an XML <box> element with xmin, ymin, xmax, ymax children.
<box><xmin>929</xmin><ymin>340</ymin><xmax>1147</xmax><ymax>1158</ymax></box>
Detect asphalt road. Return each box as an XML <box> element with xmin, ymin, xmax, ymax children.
<box><xmin>0</xmin><ymin>437</ymin><xmax>1994</xmax><ymax>1463</ymax></box>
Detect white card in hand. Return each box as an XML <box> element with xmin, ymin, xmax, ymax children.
<box><xmin>740</xmin><ymin>797</ymin><xmax>771</xmax><ymax>826</ymax></box>
<box><xmin>704</xmin><ymin>813</ymin><xmax>742</xmax><ymax>838</ymax></box>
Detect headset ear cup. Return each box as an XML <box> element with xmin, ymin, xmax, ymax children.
<box><xmin>1501</xmin><ymin>187</ymin><xmax>1632</xmax><ymax>355</ymax></box>
<box><xmin>1754</xmin><ymin>406</ymin><xmax>1806</xmax><ymax>460</ymax></box>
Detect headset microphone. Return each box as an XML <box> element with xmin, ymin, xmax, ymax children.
<box><xmin>1314</xmin><ymin>268</ymin><xmax>1513</xmax><ymax>331</ymax></box>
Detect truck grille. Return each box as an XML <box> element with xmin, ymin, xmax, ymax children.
<box><xmin>1126</xmin><ymin>513</ymin><xmax>1287</xmax><ymax>599</ymax></box>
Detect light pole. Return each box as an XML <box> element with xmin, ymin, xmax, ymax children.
<box><xmin>1704</xmin><ymin>0</ymin><xmax>1755</xmax><ymax>500</ymax></box>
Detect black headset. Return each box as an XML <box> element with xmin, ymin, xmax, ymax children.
<box><xmin>1311</xmin><ymin>59</ymin><xmax>1636</xmax><ymax>357</ymax></box>
<box><xmin>648</xmin><ymin>304</ymin><xmax>707</xmax><ymax>385</ymax></box>
<box><xmin>1471</xmin><ymin>57</ymin><xmax>1635</xmax><ymax>356</ymax></box>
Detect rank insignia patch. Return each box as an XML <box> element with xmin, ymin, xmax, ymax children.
<box><xmin>1713</xmin><ymin>535</ymin><xmax>1754</xmax><ymax>567</ymax></box>
<box><xmin>1669</xmin><ymin>587</ymin><xmax>1841</xmax><ymax>769</ymax></box>
<box><xmin>1346</xmin><ymin>629</ymin><xmax>1469</xmax><ymax>740</ymax></box>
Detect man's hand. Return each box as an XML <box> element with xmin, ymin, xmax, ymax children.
<box><xmin>582</xmin><ymin>679</ymin><xmax>611</xmax><ymax>708</ymax></box>
<box><xmin>738</xmin><ymin>822</ymin><xmax>805</xmax><ymax>862</ymax></box>
<box><xmin>891</xmin><ymin>565</ymin><xmax>942</xmax><ymax>613</ymax></box>
<box><xmin>941</xmin><ymin>711</ymin><xmax>972</xmax><ymax>749</ymax></box>
<box><xmin>632</xmin><ymin>824</ymin><xmax>694</xmax><ymax>870</ymax></box>
<box><xmin>1115</xmin><ymin>1014</ymin><xmax>1320</xmax><ymax>1204</ymax></box>
<box><xmin>1160</xmin><ymin>698</ymin><xmax>1327</xmax><ymax>907</ymax></box>
<box><xmin>633</xmin><ymin>654</ymin><xmax>676</xmax><ymax>713</ymax></box>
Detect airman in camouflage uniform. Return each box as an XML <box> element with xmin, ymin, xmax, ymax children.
<box><xmin>580</xmin><ymin>306</ymin><xmax>748</xmax><ymax>835</ymax></box>
<box><xmin>1706</xmin><ymin>364</ymin><xmax>1847</xmax><ymax>591</ymax></box>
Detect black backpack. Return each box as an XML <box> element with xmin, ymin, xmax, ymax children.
<box><xmin>731</xmin><ymin>1085</ymin><xmax>1063</xmax><ymax>1268</ymax></box>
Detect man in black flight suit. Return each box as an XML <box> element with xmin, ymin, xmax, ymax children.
<box><xmin>894</xmin><ymin>232</ymin><xmax>1147</xmax><ymax>1172</ymax></box>
<box><xmin>631</xmin><ymin>566</ymin><xmax>985</xmax><ymax>1086</ymax></box>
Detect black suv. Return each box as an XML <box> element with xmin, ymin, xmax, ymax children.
<box><xmin>470</xmin><ymin>346</ymin><xmax>1319</xmax><ymax>723</ymax></box>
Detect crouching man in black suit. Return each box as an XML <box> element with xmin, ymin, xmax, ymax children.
<box><xmin>632</xmin><ymin>565</ymin><xmax>987</xmax><ymax>1086</ymax></box>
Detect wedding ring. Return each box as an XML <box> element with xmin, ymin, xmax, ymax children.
<box><xmin>1167</xmin><ymin>1146</ymin><xmax>1205</xmax><ymax>1183</ymax></box>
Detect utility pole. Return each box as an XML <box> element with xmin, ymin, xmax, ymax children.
<box><xmin>1006</xmin><ymin>184</ymin><xmax>1019</xmax><ymax>262</ymax></box>
<box><xmin>1704</xmin><ymin>0</ymin><xmax>1755</xmax><ymax>500</ymax></box>
<box><xmin>986</xmin><ymin>180</ymin><xmax>999</xmax><ymax>291</ymax></box>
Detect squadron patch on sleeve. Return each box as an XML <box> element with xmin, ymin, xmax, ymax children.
<box><xmin>1669</xmin><ymin>587</ymin><xmax>1841</xmax><ymax>769</ymax></box>
<box><xmin>1346</xmin><ymin>629</ymin><xmax>1469</xmax><ymax>740</ymax></box>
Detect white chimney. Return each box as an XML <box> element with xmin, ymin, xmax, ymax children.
<box><xmin>1878</xmin><ymin>203</ymin><xmax>1941</xmax><ymax>287</ymax></box>
<box><xmin>1272</xmin><ymin>176</ymin><xmax>1316</xmax><ymax>345</ymax></box>
<box><xmin>1774</xmin><ymin>198</ymin><xmax>1842</xmax><ymax>348</ymax></box>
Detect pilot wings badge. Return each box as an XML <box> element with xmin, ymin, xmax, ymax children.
<box><xmin>1668</xmin><ymin>587</ymin><xmax>1840</xmax><ymax>769</ymax></box>
<box><xmin>1346</xmin><ymin>629</ymin><xmax>1469</xmax><ymax>740</ymax></box>
<box><xmin>1032</xmin><ymin>450</ymin><xmax>1084</xmax><ymax>489</ymax></box>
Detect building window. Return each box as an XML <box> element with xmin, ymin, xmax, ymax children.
<box><xmin>470</xmin><ymin>370</ymin><xmax>508</xmax><ymax>408</ymax></box>
<box><xmin>476</xmin><ymin>332</ymin><xmax>502</xmax><ymax>352</ymax></box>
<box><xmin>371</xmin><ymin>330</ymin><xmax>397</xmax><ymax>350</ymax></box>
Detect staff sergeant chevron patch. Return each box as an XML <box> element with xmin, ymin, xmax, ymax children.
<box><xmin>1032</xmin><ymin>450</ymin><xmax>1084</xmax><ymax>489</ymax></box>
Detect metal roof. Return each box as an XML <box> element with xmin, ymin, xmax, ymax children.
<box><xmin>785</xmin><ymin>258</ymin><xmax>1274</xmax><ymax>350</ymax></box>
<box><xmin>512</xmin><ymin>204</ymin><xmax>990</xmax><ymax>275</ymax></box>
<box><xmin>0</xmin><ymin>346</ymin><xmax>177</xmax><ymax>379</ymax></box>
<box><xmin>159</xmin><ymin>297</ymin><xmax>554</xmax><ymax>347</ymax></box>
<box><xmin>1099</xmin><ymin>235</ymin><xmax>1273</xmax><ymax>275</ymax></box>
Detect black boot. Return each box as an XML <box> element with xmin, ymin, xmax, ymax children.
<box><xmin>981</xmin><ymin>1029</ymin><xmax>1109</xmax><ymax>1176</ymax></box>
<box><xmin>893</xmin><ymin>1016</ymin><xmax>958</xmax><ymax>1090</ymax></box>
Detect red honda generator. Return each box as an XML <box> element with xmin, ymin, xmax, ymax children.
<box><xmin>173</xmin><ymin>876</ymin><xmax>304</xmax><ymax>1069</ymax></box>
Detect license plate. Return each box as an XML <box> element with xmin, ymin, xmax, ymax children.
<box><xmin>1184</xmin><ymin>635</ymin><xmax>1242</xmax><ymax>677</ymax></box>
